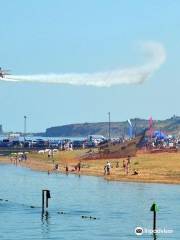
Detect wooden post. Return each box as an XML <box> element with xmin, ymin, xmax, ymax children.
<box><xmin>42</xmin><ymin>190</ymin><xmax>51</xmax><ymax>212</ymax></box>
<box><xmin>46</xmin><ymin>193</ymin><xmax>48</xmax><ymax>208</ymax></box>
<box><xmin>42</xmin><ymin>190</ymin><xmax>45</xmax><ymax>212</ymax></box>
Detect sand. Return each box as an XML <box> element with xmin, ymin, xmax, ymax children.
<box><xmin>1</xmin><ymin>150</ymin><xmax>180</xmax><ymax>184</ymax></box>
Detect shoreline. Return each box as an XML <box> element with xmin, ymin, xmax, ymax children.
<box><xmin>1</xmin><ymin>151</ymin><xmax>180</xmax><ymax>185</ymax></box>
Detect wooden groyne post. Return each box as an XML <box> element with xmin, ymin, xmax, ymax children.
<box><xmin>42</xmin><ymin>190</ymin><xmax>51</xmax><ymax>212</ymax></box>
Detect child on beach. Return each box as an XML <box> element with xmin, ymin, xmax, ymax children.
<box><xmin>132</xmin><ymin>169</ymin><xmax>138</xmax><ymax>175</ymax></box>
<box><xmin>65</xmin><ymin>165</ymin><xmax>69</xmax><ymax>173</ymax></box>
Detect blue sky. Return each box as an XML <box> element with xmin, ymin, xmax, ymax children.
<box><xmin>0</xmin><ymin>0</ymin><xmax>179</xmax><ymax>132</ymax></box>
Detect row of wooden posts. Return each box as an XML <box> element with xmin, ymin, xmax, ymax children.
<box><xmin>42</xmin><ymin>189</ymin><xmax>158</xmax><ymax>234</ymax></box>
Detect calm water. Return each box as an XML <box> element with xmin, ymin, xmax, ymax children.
<box><xmin>0</xmin><ymin>164</ymin><xmax>179</xmax><ymax>240</ymax></box>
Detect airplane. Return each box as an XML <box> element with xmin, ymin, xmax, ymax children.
<box><xmin>0</xmin><ymin>67</ymin><xmax>11</xmax><ymax>78</ymax></box>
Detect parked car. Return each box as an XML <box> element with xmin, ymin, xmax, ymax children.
<box><xmin>72</xmin><ymin>140</ymin><xmax>84</xmax><ymax>149</ymax></box>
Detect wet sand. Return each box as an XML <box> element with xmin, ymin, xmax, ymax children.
<box><xmin>1</xmin><ymin>150</ymin><xmax>180</xmax><ymax>184</ymax></box>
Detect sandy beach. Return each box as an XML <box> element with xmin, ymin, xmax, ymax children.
<box><xmin>1</xmin><ymin>150</ymin><xmax>180</xmax><ymax>185</ymax></box>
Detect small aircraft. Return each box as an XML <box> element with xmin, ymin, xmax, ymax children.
<box><xmin>0</xmin><ymin>67</ymin><xmax>11</xmax><ymax>78</ymax></box>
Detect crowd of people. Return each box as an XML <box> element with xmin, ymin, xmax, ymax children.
<box><xmin>10</xmin><ymin>152</ymin><xmax>28</xmax><ymax>165</ymax></box>
<box><xmin>52</xmin><ymin>157</ymin><xmax>138</xmax><ymax>177</ymax></box>
<box><xmin>9</xmin><ymin>149</ymin><xmax>138</xmax><ymax>177</ymax></box>
<box><xmin>104</xmin><ymin>156</ymin><xmax>138</xmax><ymax>176</ymax></box>
<box><xmin>48</xmin><ymin>161</ymin><xmax>82</xmax><ymax>175</ymax></box>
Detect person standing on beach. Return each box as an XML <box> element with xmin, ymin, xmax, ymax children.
<box><xmin>15</xmin><ymin>154</ymin><xmax>18</xmax><ymax>165</ymax></box>
<box><xmin>48</xmin><ymin>150</ymin><xmax>51</xmax><ymax>158</ymax></box>
<box><xmin>127</xmin><ymin>156</ymin><xmax>131</xmax><ymax>173</ymax></box>
<box><xmin>127</xmin><ymin>156</ymin><xmax>131</xmax><ymax>165</ymax></box>
<box><xmin>106</xmin><ymin>161</ymin><xmax>111</xmax><ymax>175</ymax></box>
<box><xmin>104</xmin><ymin>164</ymin><xmax>107</xmax><ymax>175</ymax></box>
<box><xmin>54</xmin><ymin>163</ymin><xmax>59</xmax><ymax>171</ymax></box>
<box><xmin>125</xmin><ymin>160</ymin><xmax>129</xmax><ymax>175</ymax></box>
<box><xmin>123</xmin><ymin>159</ymin><xmax>126</xmax><ymax>173</ymax></box>
<box><xmin>51</xmin><ymin>150</ymin><xmax>54</xmax><ymax>158</ymax></box>
<box><xmin>65</xmin><ymin>165</ymin><xmax>69</xmax><ymax>174</ymax></box>
<box><xmin>23</xmin><ymin>152</ymin><xmax>27</xmax><ymax>161</ymax></box>
<box><xmin>77</xmin><ymin>161</ymin><xmax>81</xmax><ymax>172</ymax></box>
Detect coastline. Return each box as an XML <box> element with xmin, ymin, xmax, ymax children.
<box><xmin>1</xmin><ymin>151</ymin><xmax>180</xmax><ymax>185</ymax></box>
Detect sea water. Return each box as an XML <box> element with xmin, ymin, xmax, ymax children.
<box><xmin>0</xmin><ymin>164</ymin><xmax>179</xmax><ymax>239</ymax></box>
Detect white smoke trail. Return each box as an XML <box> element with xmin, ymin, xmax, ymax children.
<box><xmin>4</xmin><ymin>41</ymin><xmax>166</xmax><ymax>87</ymax></box>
